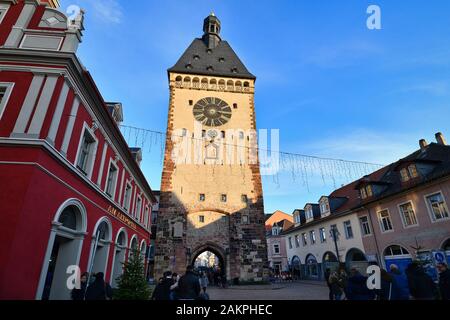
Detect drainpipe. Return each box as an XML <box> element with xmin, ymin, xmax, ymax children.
<box><xmin>364</xmin><ymin>206</ymin><xmax>383</xmax><ymax>266</ymax></box>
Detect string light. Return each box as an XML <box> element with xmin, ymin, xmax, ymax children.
<box><xmin>119</xmin><ymin>124</ymin><xmax>384</xmax><ymax>189</ymax></box>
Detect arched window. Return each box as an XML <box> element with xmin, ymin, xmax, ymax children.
<box><xmin>201</xmin><ymin>78</ymin><xmax>208</xmax><ymax>89</ymax></box>
<box><xmin>384</xmin><ymin>245</ymin><xmax>410</xmax><ymax>257</ymax></box>
<box><xmin>192</xmin><ymin>77</ymin><xmax>200</xmax><ymax>89</ymax></box>
<box><xmin>110</xmin><ymin>228</ymin><xmax>128</xmax><ymax>287</ymax></box>
<box><xmin>226</xmin><ymin>80</ymin><xmax>234</xmax><ymax>91</ymax></box>
<box><xmin>58</xmin><ymin>206</ymin><xmax>80</xmax><ymax>230</ymax></box>
<box><xmin>183</xmin><ymin>77</ymin><xmax>191</xmax><ymax>87</ymax></box>
<box><xmin>235</xmin><ymin>81</ymin><xmax>242</xmax><ymax>91</ymax></box>
<box><xmin>218</xmin><ymin>79</ymin><xmax>225</xmax><ymax>91</ymax></box>
<box><xmin>175</xmin><ymin>76</ymin><xmax>182</xmax><ymax>87</ymax></box>
<box><xmin>210</xmin><ymin>79</ymin><xmax>217</xmax><ymax>90</ymax></box>
<box><xmin>243</xmin><ymin>81</ymin><xmax>250</xmax><ymax>92</ymax></box>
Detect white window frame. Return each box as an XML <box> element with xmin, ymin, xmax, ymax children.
<box><xmin>123</xmin><ymin>181</ymin><xmax>132</xmax><ymax>212</ymax></box>
<box><xmin>397</xmin><ymin>200</ymin><xmax>419</xmax><ymax>228</ymax></box>
<box><xmin>343</xmin><ymin>220</ymin><xmax>354</xmax><ymax>239</ymax></box>
<box><xmin>320</xmin><ymin>199</ymin><xmax>330</xmax><ymax>216</ymax></box>
<box><xmin>424</xmin><ymin>191</ymin><xmax>450</xmax><ymax>223</ymax></box>
<box><xmin>0</xmin><ymin>82</ymin><xmax>14</xmax><ymax>121</ymax></box>
<box><xmin>0</xmin><ymin>4</ymin><xmax>10</xmax><ymax>25</ymax></box>
<box><xmin>310</xmin><ymin>230</ymin><xmax>316</xmax><ymax>244</ymax></box>
<box><xmin>288</xmin><ymin>237</ymin><xmax>293</xmax><ymax>249</ymax></box>
<box><xmin>319</xmin><ymin>227</ymin><xmax>327</xmax><ymax>243</ymax></box>
<box><xmin>359</xmin><ymin>215</ymin><xmax>372</xmax><ymax>236</ymax></box>
<box><xmin>104</xmin><ymin>160</ymin><xmax>119</xmax><ymax>200</ymax></box>
<box><xmin>302</xmin><ymin>233</ymin><xmax>308</xmax><ymax>246</ymax></box>
<box><xmin>144</xmin><ymin>206</ymin><xmax>149</xmax><ymax>228</ymax></box>
<box><xmin>135</xmin><ymin>194</ymin><xmax>142</xmax><ymax>221</ymax></box>
<box><xmin>74</xmin><ymin>123</ymin><xmax>98</xmax><ymax>179</ymax></box>
<box><xmin>242</xmin><ymin>215</ymin><xmax>249</xmax><ymax>224</ymax></box>
<box><xmin>294</xmin><ymin>235</ymin><xmax>300</xmax><ymax>248</ymax></box>
<box><xmin>377</xmin><ymin>209</ymin><xmax>394</xmax><ymax>233</ymax></box>
<box><xmin>273</xmin><ymin>243</ymin><xmax>280</xmax><ymax>255</ymax></box>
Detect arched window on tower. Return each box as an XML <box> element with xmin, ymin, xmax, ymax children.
<box><xmin>175</xmin><ymin>76</ymin><xmax>182</xmax><ymax>88</ymax></box>
<box><xmin>183</xmin><ymin>77</ymin><xmax>191</xmax><ymax>88</ymax></box>
<box><xmin>192</xmin><ymin>77</ymin><xmax>200</xmax><ymax>89</ymax></box>
<box><xmin>201</xmin><ymin>78</ymin><xmax>208</xmax><ymax>89</ymax></box>
<box><xmin>226</xmin><ymin>80</ymin><xmax>234</xmax><ymax>91</ymax></box>
<box><xmin>218</xmin><ymin>80</ymin><xmax>225</xmax><ymax>91</ymax></box>
<box><xmin>235</xmin><ymin>81</ymin><xmax>242</xmax><ymax>92</ymax></box>
<box><xmin>210</xmin><ymin>79</ymin><xmax>217</xmax><ymax>90</ymax></box>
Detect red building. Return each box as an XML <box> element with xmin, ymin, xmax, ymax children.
<box><xmin>0</xmin><ymin>0</ymin><xmax>157</xmax><ymax>299</ymax></box>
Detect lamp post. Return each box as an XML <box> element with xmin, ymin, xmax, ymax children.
<box><xmin>330</xmin><ymin>225</ymin><xmax>341</xmax><ymax>264</ymax></box>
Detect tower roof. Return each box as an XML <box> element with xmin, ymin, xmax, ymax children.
<box><xmin>168</xmin><ymin>14</ymin><xmax>255</xmax><ymax>80</ymax></box>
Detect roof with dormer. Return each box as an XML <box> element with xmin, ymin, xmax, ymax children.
<box><xmin>168</xmin><ymin>14</ymin><xmax>255</xmax><ymax>80</ymax></box>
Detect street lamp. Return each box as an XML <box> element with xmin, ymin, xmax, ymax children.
<box><xmin>330</xmin><ymin>225</ymin><xmax>341</xmax><ymax>264</ymax></box>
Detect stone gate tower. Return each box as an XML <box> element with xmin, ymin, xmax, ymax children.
<box><xmin>155</xmin><ymin>14</ymin><xmax>268</xmax><ymax>282</ymax></box>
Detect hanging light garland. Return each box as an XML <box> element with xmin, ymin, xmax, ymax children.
<box><xmin>119</xmin><ymin>124</ymin><xmax>384</xmax><ymax>190</ymax></box>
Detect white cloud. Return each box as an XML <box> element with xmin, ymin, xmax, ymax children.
<box><xmin>92</xmin><ymin>0</ymin><xmax>123</xmax><ymax>24</ymax></box>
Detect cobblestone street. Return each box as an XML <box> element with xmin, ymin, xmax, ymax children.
<box><xmin>208</xmin><ymin>281</ymin><xmax>329</xmax><ymax>300</ymax></box>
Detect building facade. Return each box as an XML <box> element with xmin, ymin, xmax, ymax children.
<box><xmin>353</xmin><ymin>134</ymin><xmax>450</xmax><ymax>280</ymax></box>
<box><xmin>283</xmin><ymin>194</ymin><xmax>367</xmax><ymax>280</ymax></box>
<box><xmin>282</xmin><ymin>133</ymin><xmax>450</xmax><ymax>282</ymax></box>
<box><xmin>155</xmin><ymin>14</ymin><xmax>268</xmax><ymax>282</ymax></box>
<box><xmin>0</xmin><ymin>0</ymin><xmax>156</xmax><ymax>299</ymax></box>
<box><xmin>265</xmin><ymin>211</ymin><xmax>293</xmax><ymax>275</ymax></box>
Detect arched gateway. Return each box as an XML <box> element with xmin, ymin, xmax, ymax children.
<box><xmin>154</xmin><ymin>14</ymin><xmax>268</xmax><ymax>282</ymax></box>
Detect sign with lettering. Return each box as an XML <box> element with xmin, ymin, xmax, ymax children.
<box><xmin>107</xmin><ymin>206</ymin><xmax>137</xmax><ymax>230</ymax></box>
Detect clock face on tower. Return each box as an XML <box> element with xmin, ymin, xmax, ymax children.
<box><xmin>193</xmin><ymin>97</ymin><xmax>232</xmax><ymax>127</ymax></box>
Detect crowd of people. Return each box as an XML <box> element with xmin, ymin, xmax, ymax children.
<box><xmin>71</xmin><ymin>272</ymin><xmax>113</xmax><ymax>301</ymax></box>
<box><xmin>324</xmin><ymin>262</ymin><xmax>450</xmax><ymax>300</ymax></box>
<box><xmin>151</xmin><ymin>265</ymin><xmax>226</xmax><ymax>301</ymax></box>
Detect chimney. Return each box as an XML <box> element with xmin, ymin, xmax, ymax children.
<box><xmin>435</xmin><ymin>132</ymin><xmax>447</xmax><ymax>145</ymax></box>
<box><xmin>419</xmin><ymin>139</ymin><xmax>428</xmax><ymax>150</ymax></box>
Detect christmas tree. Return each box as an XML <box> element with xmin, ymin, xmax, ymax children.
<box><xmin>114</xmin><ymin>250</ymin><xmax>152</xmax><ymax>300</ymax></box>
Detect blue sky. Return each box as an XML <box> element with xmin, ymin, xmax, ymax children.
<box><xmin>60</xmin><ymin>0</ymin><xmax>450</xmax><ymax>213</ymax></box>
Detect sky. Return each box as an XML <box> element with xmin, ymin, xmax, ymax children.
<box><xmin>60</xmin><ymin>0</ymin><xmax>450</xmax><ymax>213</ymax></box>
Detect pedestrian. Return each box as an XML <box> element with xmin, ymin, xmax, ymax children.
<box><xmin>345</xmin><ymin>268</ymin><xmax>376</xmax><ymax>300</ymax></box>
<box><xmin>324</xmin><ymin>268</ymin><xmax>333</xmax><ymax>300</ymax></box>
<box><xmin>338</xmin><ymin>269</ymin><xmax>349</xmax><ymax>299</ymax></box>
<box><xmin>329</xmin><ymin>271</ymin><xmax>343</xmax><ymax>301</ymax></box>
<box><xmin>377</xmin><ymin>269</ymin><xmax>393</xmax><ymax>300</ymax></box>
<box><xmin>437</xmin><ymin>263</ymin><xmax>450</xmax><ymax>300</ymax></box>
<box><xmin>199</xmin><ymin>271</ymin><xmax>209</xmax><ymax>294</ymax></box>
<box><xmin>71</xmin><ymin>272</ymin><xmax>88</xmax><ymax>301</ymax></box>
<box><xmin>151</xmin><ymin>271</ymin><xmax>173</xmax><ymax>300</ymax></box>
<box><xmin>85</xmin><ymin>272</ymin><xmax>113</xmax><ymax>300</ymax></box>
<box><xmin>406</xmin><ymin>262</ymin><xmax>437</xmax><ymax>300</ymax></box>
<box><xmin>177</xmin><ymin>265</ymin><xmax>201</xmax><ymax>300</ymax></box>
<box><xmin>389</xmin><ymin>264</ymin><xmax>410</xmax><ymax>300</ymax></box>
<box><xmin>170</xmin><ymin>273</ymin><xmax>179</xmax><ymax>300</ymax></box>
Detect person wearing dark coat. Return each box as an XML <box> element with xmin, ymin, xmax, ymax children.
<box><xmin>329</xmin><ymin>271</ymin><xmax>344</xmax><ymax>300</ymax></box>
<box><xmin>406</xmin><ymin>262</ymin><xmax>436</xmax><ymax>300</ymax></box>
<box><xmin>389</xmin><ymin>264</ymin><xmax>410</xmax><ymax>300</ymax></box>
<box><xmin>324</xmin><ymin>268</ymin><xmax>333</xmax><ymax>300</ymax></box>
<box><xmin>151</xmin><ymin>271</ymin><xmax>174</xmax><ymax>300</ymax></box>
<box><xmin>71</xmin><ymin>272</ymin><xmax>88</xmax><ymax>301</ymax></box>
<box><xmin>377</xmin><ymin>269</ymin><xmax>393</xmax><ymax>300</ymax></box>
<box><xmin>345</xmin><ymin>269</ymin><xmax>376</xmax><ymax>300</ymax></box>
<box><xmin>437</xmin><ymin>263</ymin><xmax>450</xmax><ymax>300</ymax></box>
<box><xmin>177</xmin><ymin>265</ymin><xmax>201</xmax><ymax>300</ymax></box>
<box><xmin>85</xmin><ymin>272</ymin><xmax>113</xmax><ymax>300</ymax></box>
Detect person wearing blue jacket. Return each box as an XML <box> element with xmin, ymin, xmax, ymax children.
<box><xmin>389</xmin><ymin>264</ymin><xmax>410</xmax><ymax>300</ymax></box>
<box><xmin>345</xmin><ymin>268</ymin><xmax>376</xmax><ymax>300</ymax></box>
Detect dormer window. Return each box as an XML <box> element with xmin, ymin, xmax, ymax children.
<box><xmin>320</xmin><ymin>199</ymin><xmax>330</xmax><ymax>215</ymax></box>
<box><xmin>408</xmin><ymin>164</ymin><xmax>419</xmax><ymax>178</ymax></box>
<box><xmin>193</xmin><ymin>55</ymin><xmax>200</xmax><ymax>60</ymax></box>
<box><xmin>360</xmin><ymin>185</ymin><xmax>373</xmax><ymax>199</ymax></box>
<box><xmin>185</xmin><ymin>63</ymin><xmax>193</xmax><ymax>69</ymax></box>
<box><xmin>218</xmin><ymin>57</ymin><xmax>225</xmax><ymax>63</ymax></box>
<box><xmin>400</xmin><ymin>164</ymin><xmax>419</xmax><ymax>182</ymax></box>
<box><xmin>305</xmin><ymin>206</ymin><xmax>314</xmax><ymax>220</ymax></box>
<box><xmin>294</xmin><ymin>213</ymin><xmax>301</xmax><ymax>224</ymax></box>
<box><xmin>272</xmin><ymin>227</ymin><xmax>279</xmax><ymax>236</ymax></box>
<box><xmin>206</xmin><ymin>65</ymin><xmax>214</xmax><ymax>71</ymax></box>
<box><xmin>231</xmin><ymin>67</ymin><xmax>238</xmax><ymax>73</ymax></box>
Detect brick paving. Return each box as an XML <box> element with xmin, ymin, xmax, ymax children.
<box><xmin>207</xmin><ymin>281</ymin><xmax>329</xmax><ymax>300</ymax></box>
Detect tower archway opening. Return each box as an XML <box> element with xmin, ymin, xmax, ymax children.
<box><xmin>193</xmin><ymin>249</ymin><xmax>225</xmax><ymax>287</ymax></box>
